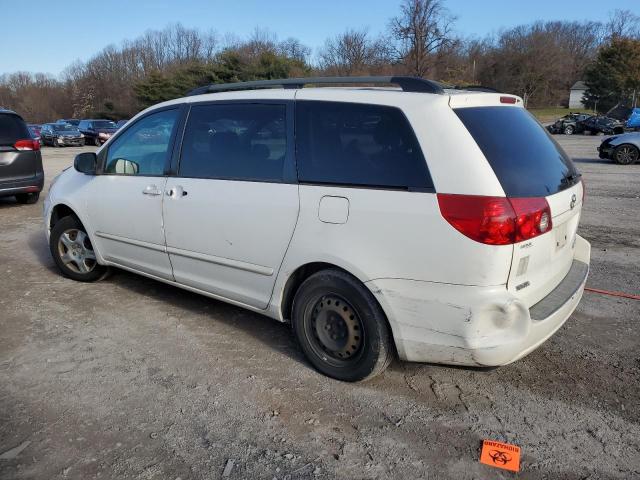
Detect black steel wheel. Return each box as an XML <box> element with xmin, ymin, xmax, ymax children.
<box><xmin>292</xmin><ymin>269</ymin><xmax>393</xmax><ymax>382</ymax></box>
<box><xmin>15</xmin><ymin>192</ymin><xmax>39</xmax><ymax>204</ymax></box>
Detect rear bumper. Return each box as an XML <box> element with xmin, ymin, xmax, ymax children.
<box><xmin>0</xmin><ymin>171</ymin><xmax>44</xmax><ymax>197</ymax></box>
<box><xmin>366</xmin><ymin>235</ymin><xmax>591</xmax><ymax>366</ymax></box>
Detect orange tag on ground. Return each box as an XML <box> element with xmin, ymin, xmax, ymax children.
<box><xmin>480</xmin><ymin>439</ymin><xmax>521</xmax><ymax>472</ymax></box>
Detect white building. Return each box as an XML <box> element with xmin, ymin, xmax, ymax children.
<box><xmin>569</xmin><ymin>81</ymin><xmax>587</xmax><ymax>109</ymax></box>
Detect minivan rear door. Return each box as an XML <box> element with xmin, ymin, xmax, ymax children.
<box><xmin>0</xmin><ymin>113</ymin><xmax>38</xmax><ymax>184</ymax></box>
<box><xmin>454</xmin><ymin>102</ymin><xmax>584</xmax><ymax>307</ymax></box>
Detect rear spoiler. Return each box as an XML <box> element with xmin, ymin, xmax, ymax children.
<box><xmin>449</xmin><ymin>93</ymin><xmax>524</xmax><ymax>109</ymax></box>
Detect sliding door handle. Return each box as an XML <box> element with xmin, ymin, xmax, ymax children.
<box><xmin>166</xmin><ymin>186</ymin><xmax>188</xmax><ymax>198</ymax></box>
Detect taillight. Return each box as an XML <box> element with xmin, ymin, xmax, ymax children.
<box><xmin>14</xmin><ymin>139</ymin><xmax>40</xmax><ymax>151</ymax></box>
<box><xmin>437</xmin><ymin>194</ymin><xmax>552</xmax><ymax>245</ymax></box>
<box><xmin>509</xmin><ymin>197</ymin><xmax>552</xmax><ymax>242</ymax></box>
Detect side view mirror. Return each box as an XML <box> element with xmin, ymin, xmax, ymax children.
<box><xmin>74</xmin><ymin>152</ymin><xmax>97</xmax><ymax>175</ymax></box>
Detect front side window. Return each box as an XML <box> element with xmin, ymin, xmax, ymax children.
<box><xmin>296</xmin><ymin>101</ymin><xmax>433</xmax><ymax>189</ymax></box>
<box><xmin>104</xmin><ymin>109</ymin><xmax>178</xmax><ymax>176</ymax></box>
<box><xmin>179</xmin><ymin>103</ymin><xmax>287</xmax><ymax>181</ymax></box>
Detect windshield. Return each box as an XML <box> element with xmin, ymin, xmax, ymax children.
<box><xmin>455</xmin><ymin>107</ymin><xmax>580</xmax><ymax>197</ymax></box>
<box><xmin>53</xmin><ymin>124</ymin><xmax>79</xmax><ymax>132</ymax></box>
<box><xmin>93</xmin><ymin>120</ymin><xmax>117</xmax><ymax>129</ymax></box>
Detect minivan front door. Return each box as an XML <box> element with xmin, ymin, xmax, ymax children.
<box><xmin>84</xmin><ymin>108</ymin><xmax>181</xmax><ymax>280</ymax></box>
<box><xmin>163</xmin><ymin>101</ymin><xmax>299</xmax><ymax>309</ymax></box>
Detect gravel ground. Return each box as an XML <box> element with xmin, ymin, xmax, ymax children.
<box><xmin>1</xmin><ymin>136</ymin><xmax>639</xmax><ymax>480</ymax></box>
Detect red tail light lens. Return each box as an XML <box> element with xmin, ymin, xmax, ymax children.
<box><xmin>509</xmin><ymin>197</ymin><xmax>552</xmax><ymax>242</ymax></box>
<box><xmin>437</xmin><ymin>194</ymin><xmax>552</xmax><ymax>245</ymax></box>
<box><xmin>14</xmin><ymin>139</ymin><xmax>40</xmax><ymax>151</ymax></box>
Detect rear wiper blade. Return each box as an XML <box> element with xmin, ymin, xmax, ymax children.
<box><xmin>561</xmin><ymin>173</ymin><xmax>581</xmax><ymax>185</ymax></box>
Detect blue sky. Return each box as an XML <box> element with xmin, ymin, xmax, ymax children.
<box><xmin>1</xmin><ymin>0</ymin><xmax>638</xmax><ymax>76</ymax></box>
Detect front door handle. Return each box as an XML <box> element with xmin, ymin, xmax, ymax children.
<box><xmin>142</xmin><ymin>185</ymin><xmax>161</xmax><ymax>196</ymax></box>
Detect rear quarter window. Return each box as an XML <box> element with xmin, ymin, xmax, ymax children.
<box><xmin>455</xmin><ymin>107</ymin><xmax>579</xmax><ymax>197</ymax></box>
<box><xmin>296</xmin><ymin>101</ymin><xmax>433</xmax><ymax>190</ymax></box>
<box><xmin>0</xmin><ymin>114</ymin><xmax>30</xmax><ymax>145</ymax></box>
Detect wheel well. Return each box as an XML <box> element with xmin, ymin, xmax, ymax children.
<box><xmin>50</xmin><ymin>204</ymin><xmax>79</xmax><ymax>229</ymax></box>
<box><xmin>281</xmin><ymin>262</ymin><xmax>351</xmax><ymax>321</ymax></box>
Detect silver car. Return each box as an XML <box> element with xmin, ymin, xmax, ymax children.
<box><xmin>598</xmin><ymin>132</ymin><xmax>640</xmax><ymax>165</ymax></box>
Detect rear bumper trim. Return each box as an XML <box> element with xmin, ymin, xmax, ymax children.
<box><xmin>0</xmin><ymin>171</ymin><xmax>44</xmax><ymax>195</ymax></box>
<box><xmin>530</xmin><ymin>260</ymin><xmax>589</xmax><ymax>320</ymax></box>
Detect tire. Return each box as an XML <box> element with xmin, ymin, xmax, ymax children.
<box><xmin>94</xmin><ymin>137</ymin><xmax>101</xmax><ymax>147</ymax></box>
<box><xmin>563</xmin><ymin>125</ymin><xmax>574</xmax><ymax>135</ymax></box>
<box><xmin>15</xmin><ymin>192</ymin><xmax>39</xmax><ymax>204</ymax></box>
<box><xmin>613</xmin><ymin>144</ymin><xmax>639</xmax><ymax>165</ymax></box>
<box><xmin>292</xmin><ymin>269</ymin><xmax>393</xmax><ymax>382</ymax></box>
<box><xmin>49</xmin><ymin>215</ymin><xmax>109</xmax><ymax>282</ymax></box>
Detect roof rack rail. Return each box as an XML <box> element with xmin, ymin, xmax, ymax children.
<box><xmin>186</xmin><ymin>76</ymin><xmax>445</xmax><ymax>96</ymax></box>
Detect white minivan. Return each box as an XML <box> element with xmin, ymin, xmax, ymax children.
<box><xmin>44</xmin><ymin>77</ymin><xmax>590</xmax><ymax>381</ymax></box>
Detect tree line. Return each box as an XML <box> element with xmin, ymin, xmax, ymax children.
<box><xmin>1</xmin><ymin>0</ymin><xmax>639</xmax><ymax>123</ymax></box>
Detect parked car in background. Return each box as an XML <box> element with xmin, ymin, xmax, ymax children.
<box><xmin>56</xmin><ymin>119</ymin><xmax>80</xmax><ymax>127</ymax></box>
<box><xmin>78</xmin><ymin>119</ymin><xmax>118</xmax><ymax>146</ymax></box>
<box><xmin>547</xmin><ymin>113</ymin><xmax>590</xmax><ymax>135</ymax></box>
<box><xmin>0</xmin><ymin>109</ymin><xmax>43</xmax><ymax>204</ymax></box>
<box><xmin>598</xmin><ymin>132</ymin><xmax>640</xmax><ymax>164</ymax></box>
<box><xmin>44</xmin><ymin>77</ymin><xmax>590</xmax><ymax>382</ymax></box>
<box><xmin>27</xmin><ymin>124</ymin><xmax>41</xmax><ymax>142</ymax></box>
<box><xmin>116</xmin><ymin>119</ymin><xmax>129</xmax><ymax>129</ymax></box>
<box><xmin>579</xmin><ymin>115</ymin><xmax>625</xmax><ymax>135</ymax></box>
<box><xmin>41</xmin><ymin>123</ymin><xmax>84</xmax><ymax>147</ymax></box>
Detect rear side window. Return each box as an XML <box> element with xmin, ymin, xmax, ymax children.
<box><xmin>455</xmin><ymin>107</ymin><xmax>579</xmax><ymax>197</ymax></box>
<box><xmin>0</xmin><ymin>114</ymin><xmax>30</xmax><ymax>145</ymax></box>
<box><xmin>179</xmin><ymin>103</ymin><xmax>287</xmax><ymax>181</ymax></box>
<box><xmin>296</xmin><ymin>101</ymin><xmax>433</xmax><ymax>190</ymax></box>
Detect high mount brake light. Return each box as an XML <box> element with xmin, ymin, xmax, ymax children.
<box><xmin>14</xmin><ymin>139</ymin><xmax>40</xmax><ymax>151</ymax></box>
<box><xmin>437</xmin><ymin>194</ymin><xmax>552</xmax><ymax>245</ymax></box>
<box><xmin>500</xmin><ymin>96</ymin><xmax>517</xmax><ymax>104</ymax></box>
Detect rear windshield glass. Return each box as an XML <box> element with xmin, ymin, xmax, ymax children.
<box><xmin>0</xmin><ymin>113</ymin><xmax>30</xmax><ymax>145</ymax></box>
<box><xmin>455</xmin><ymin>107</ymin><xmax>579</xmax><ymax>197</ymax></box>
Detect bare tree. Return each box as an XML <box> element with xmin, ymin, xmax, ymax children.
<box><xmin>318</xmin><ymin>29</ymin><xmax>391</xmax><ymax>75</ymax></box>
<box><xmin>606</xmin><ymin>9</ymin><xmax>640</xmax><ymax>40</ymax></box>
<box><xmin>389</xmin><ymin>0</ymin><xmax>456</xmax><ymax>77</ymax></box>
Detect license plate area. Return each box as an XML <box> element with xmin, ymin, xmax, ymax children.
<box><xmin>555</xmin><ymin>223</ymin><xmax>568</xmax><ymax>251</ymax></box>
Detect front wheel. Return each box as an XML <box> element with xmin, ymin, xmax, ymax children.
<box><xmin>292</xmin><ymin>269</ymin><xmax>393</xmax><ymax>382</ymax></box>
<box><xmin>50</xmin><ymin>215</ymin><xmax>109</xmax><ymax>282</ymax></box>
<box><xmin>94</xmin><ymin>137</ymin><xmax>101</xmax><ymax>147</ymax></box>
<box><xmin>563</xmin><ymin>125</ymin><xmax>574</xmax><ymax>135</ymax></box>
<box><xmin>613</xmin><ymin>144</ymin><xmax>639</xmax><ymax>165</ymax></box>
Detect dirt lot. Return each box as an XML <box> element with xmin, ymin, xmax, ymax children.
<box><xmin>1</xmin><ymin>136</ymin><xmax>639</xmax><ymax>480</ymax></box>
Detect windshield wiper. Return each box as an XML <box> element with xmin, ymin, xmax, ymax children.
<box><xmin>561</xmin><ymin>173</ymin><xmax>581</xmax><ymax>186</ymax></box>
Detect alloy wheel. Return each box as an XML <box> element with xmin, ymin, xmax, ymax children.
<box><xmin>616</xmin><ymin>145</ymin><xmax>639</xmax><ymax>165</ymax></box>
<box><xmin>57</xmin><ymin>229</ymin><xmax>97</xmax><ymax>274</ymax></box>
